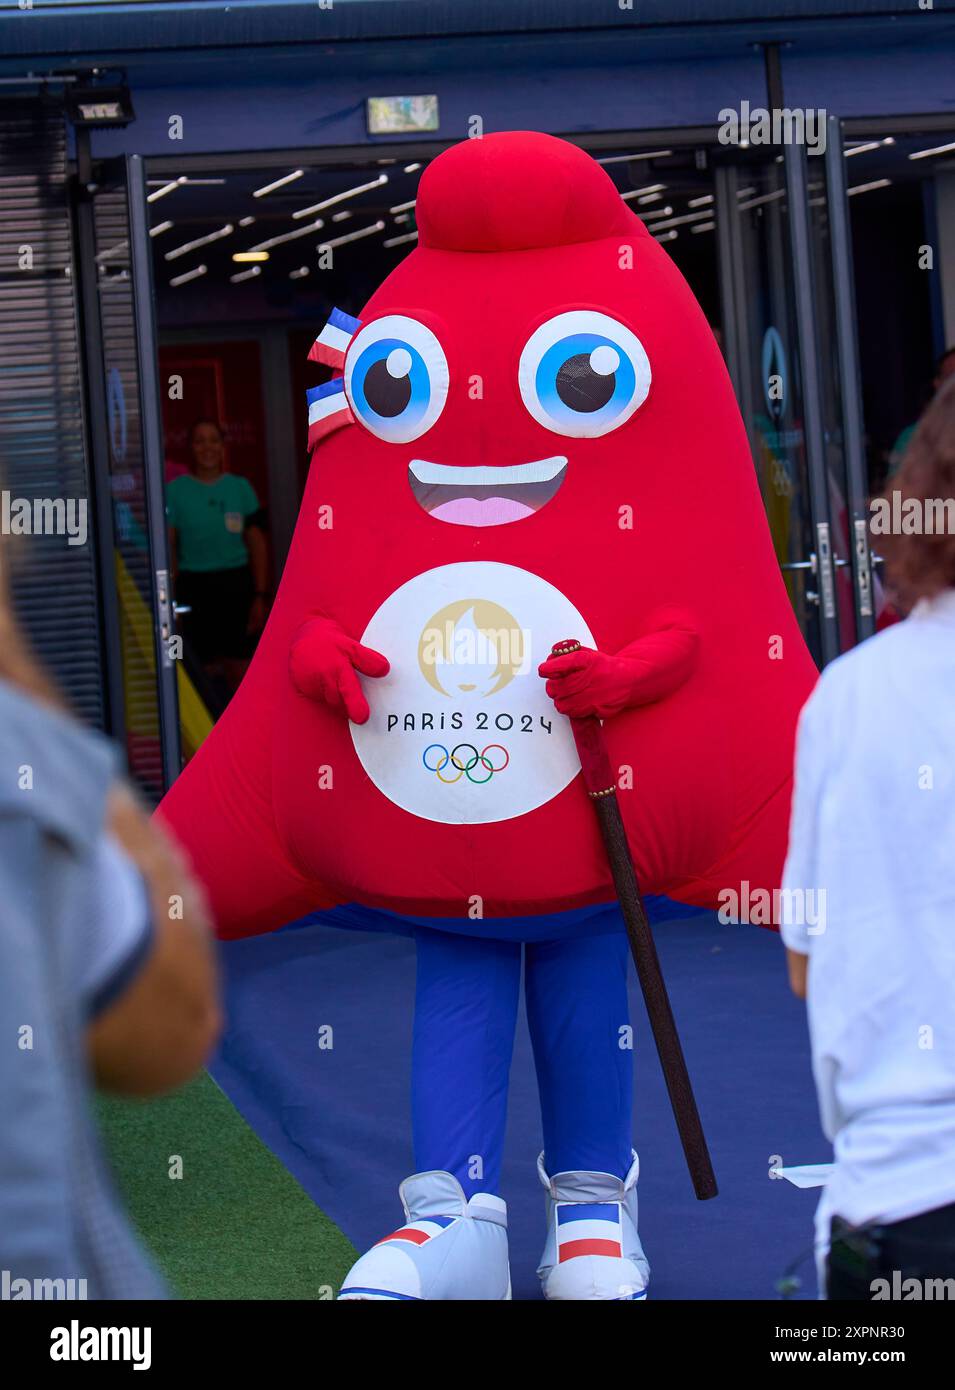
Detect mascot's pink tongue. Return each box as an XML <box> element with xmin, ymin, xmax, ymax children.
<box><xmin>431</xmin><ymin>495</ymin><xmax>536</xmax><ymax>526</ymax></box>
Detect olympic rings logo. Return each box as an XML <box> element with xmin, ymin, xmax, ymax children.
<box><xmin>422</xmin><ymin>743</ymin><xmax>511</xmax><ymax>785</ymax></box>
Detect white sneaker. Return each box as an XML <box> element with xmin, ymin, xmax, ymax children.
<box><xmin>537</xmin><ymin>1151</ymin><xmax>650</xmax><ymax>1300</ymax></box>
<box><xmin>338</xmin><ymin>1170</ymin><xmax>511</xmax><ymax>1301</ymax></box>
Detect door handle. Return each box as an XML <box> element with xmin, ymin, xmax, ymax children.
<box><xmin>815</xmin><ymin>522</ymin><xmax>837</xmax><ymax>621</ymax></box>
<box><xmin>156</xmin><ymin>568</ymin><xmax>175</xmax><ymax>667</ymax></box>
<box><xmin>779</xmin><ymin>546</ymin><xmax>833</xmax><ymax>614</ymax></box>
<box><xmin>852</xmin><ymin>518</ymin><xmax>874</xmax><ymax>619</ymax></box>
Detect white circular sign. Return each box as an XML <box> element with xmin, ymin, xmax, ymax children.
<box><xmin>351</xmin><ymin>562</ymin><xmax>594</xmax><ymax>825</ymax></box>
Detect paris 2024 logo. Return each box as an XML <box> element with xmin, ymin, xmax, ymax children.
<box><xmin>350</xmin><ymin>562</ymin><xmax>595</xmax><ymax>825</ymax></box>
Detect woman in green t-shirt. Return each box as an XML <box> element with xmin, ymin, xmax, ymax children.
<box><xmin>166</xmin><ymin>419</ymin><xmax>269</xmax><ymax>697</ymax></box>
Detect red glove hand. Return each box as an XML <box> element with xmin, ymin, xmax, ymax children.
<box><xmin>289</xmin><ymin>616</ymin><xmax>389</xmax><ymax>725</ymax></box>
<box><xmin>538</xmin><ymin>618</ymin><xmax>698</xmax><ymax>719</ymax></box>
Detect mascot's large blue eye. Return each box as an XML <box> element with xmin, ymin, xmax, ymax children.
<box><xmin>518</xmin><ymin>310</ymin><xmax>651</xmax><ymax>438</ymax></box>
<box><xmin>344</xmin><ymin>315</ymin><xmax>449</xmax><ymax>444</ymax></box>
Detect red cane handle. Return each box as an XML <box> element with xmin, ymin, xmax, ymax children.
<box><xmin>550</xmin><ymin>639</ymin><xmax>615</xmax><ymax>798</ymax></box>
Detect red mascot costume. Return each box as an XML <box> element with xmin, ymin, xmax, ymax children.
<box><xmin>159</xmin><ymin>132</ymin><xmax>817</xmax><ymax>1300</ymax></box>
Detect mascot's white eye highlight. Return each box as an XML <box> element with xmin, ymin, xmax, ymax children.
<box><xmin>344</xmin><ymin>315</ymin><xmax>449</xmax><ymax>444</ymax></box>
<box><xmin>518</xmin><ymin>310</ymin><xmax>651</xmax><ymax>438</ymax></box>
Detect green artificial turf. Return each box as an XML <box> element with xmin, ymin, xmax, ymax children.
<box><xmin>95</xmin><ymin>1071</ymin><xmax>357</xmax><ymax>1300</ymax></box>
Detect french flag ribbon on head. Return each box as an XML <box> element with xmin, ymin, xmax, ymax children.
<box><xmin>308</xmin><ymin>306</ymin><xmax>362</xmax><ymax>368</ymax></box>
<box><xmin>555</xmin><ymin>1202</ymin><xmax>624</xmax><ymax>1263</ymax></box>
<box><xmin>306</xmin><ymin>379</ymin><xmax>353</xmax><ymax>452</ymax></box>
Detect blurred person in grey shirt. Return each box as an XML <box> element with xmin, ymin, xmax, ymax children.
<box><xmin>0</xmin><ymin>553</ymin><xmax>221</xmax><ymax>1299</ymax></box>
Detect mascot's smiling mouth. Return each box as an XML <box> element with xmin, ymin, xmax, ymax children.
<box><xmin>408</xmin><ymin>456</ymin><xmax>568</xmax><ymax>527</ymax></box>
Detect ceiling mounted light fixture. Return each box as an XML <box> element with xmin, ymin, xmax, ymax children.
<box><xmin>253</xmin><ymin>170</ymin><xmax>305</xmax><ymax>197</ymax></box>
<box><xmin>643</xmin><ymin>209</ymin><xmax>715</xmax><ymax>231</ymax></box>
<box><xmin>597</xmin><ymin>150</ymin><xmax>673</xmax><ymax>165</ymax></box>
<box><xmin>847</xmin><ymin>178</ymin><xmax>892</xmax><ymax>195</ymax></box>
<box><xmin>317</xmin><ymin>220</ymin><xmax>386</xmax><ymax>253</ymax></box>
<box><xmin>65</xmin><ymin>83</ymin><xmax>135</xmax><ymax>128</ymax></box>
<box><xmin>170</xmin><ymin>264</ymin><xmax>207</xmax><ymax>287</ymax></box>
<box><xmin>909</xmin><ymin>140</ymin><xmax>955</xmax><ymax>161</ymax></box>
<box><xmin>164</xmin><ymin>224</ymin><xmax>234</xmax><ymax>261</ymax></box>
<box><xmin>247</xmin><ymin>218</ymin><xmax>325</xmax><ymax>252</ymax></box>
<box><xmin>293</xmin><ymin>174</ymin><xmax>389</xmax><ymax>220</ymax></box>
<box><xmin>147</xmin><ymin>175</ymin><xmax>225</xmax><ymax>203</ymax></box>
<box><xmin>147</xmin><ymin>180</ymin><xmax>180</xmax><ymax>204</ymax></box>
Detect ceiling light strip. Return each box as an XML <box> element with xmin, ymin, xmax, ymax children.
<box><xmin>293</xmin><ymin>174</ymin><xmax>389</xmax><ymax>220</ymax></box>
<box><xmin>164</xmin><ymin>224</ymin><xmax>234</xmax><ymax>261</ymax></box>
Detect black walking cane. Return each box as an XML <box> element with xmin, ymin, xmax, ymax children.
<box><xmin>550</xmin><ymin>639</ymin><xmax>718</xmax><ymax>1201</ymax></box>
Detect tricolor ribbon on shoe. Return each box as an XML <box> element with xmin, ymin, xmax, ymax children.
<box><xmin>555</xmin><ymin>1201</ymin><xmax>624</xmax><ymax>1263</ymax></box>
<box><xmin>374</xmin><ymin>1217</ymin><xmax>456</xmax><ymax>1248</ymax></box>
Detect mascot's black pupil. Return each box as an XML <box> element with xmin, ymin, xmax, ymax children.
<box><xmin>555</xmin><ymin>352</ymin><xmax>616</xmax><ymax>413</ymax></box>
<box><xmin>365</xmin><ymin>357</ymin><xmax>412</xmax><ymax>417</ymax></box>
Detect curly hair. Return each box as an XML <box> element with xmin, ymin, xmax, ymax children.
<box><xmin>875</xmin><ymin>376</ymin><xmax>955</xmax><ymax>606</ymax></box>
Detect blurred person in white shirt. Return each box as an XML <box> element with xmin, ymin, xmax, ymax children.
<box><xmin>782</xmin><ymin>377</ymin><xmax>955</xmax><ymax>1300</ymax></box>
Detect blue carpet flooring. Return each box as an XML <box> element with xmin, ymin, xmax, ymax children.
<box><xmin>210</xmin><ymin>909</ymin><xmax>827</xmax><ymax>1300</ymax></box>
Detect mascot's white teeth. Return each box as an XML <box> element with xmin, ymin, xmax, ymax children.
<box><xmin>408</xmin><ymin>456</ymin><xmax>568</xmax><ymax>528</ymax></box>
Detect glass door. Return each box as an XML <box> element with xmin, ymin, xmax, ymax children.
<box><xmin>715</xmin><ymin>132</ymin><xmax>873</xmax><ymax>666</ymax></box>
<box><xmin>808</xmin><ymin>116</ymin><xmax>876</xmax><ymax>648</ymax></box>
<box><xmin>76</xmin><ymin>150</ymin><xmax>180</xmax><ymax>798</ymax></box>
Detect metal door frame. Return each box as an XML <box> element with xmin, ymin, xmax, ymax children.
<box><xmin>126</xmin><ymin>152</ymin><xmax>181</xmax><ymax>789</ymax></box>
<box><xmin>71</xmin><ymin>125</ymin><xmax>127</xmax><ymax>738</ymax></box>
<box><xmin>76</xmin><ymin>148</ymin><xmax>181</xmax><ymax>793</ymax></box>
<box><xmin>823</xmin><ymin>114</ymin><xmax>875</xmax><ymax>641</ymax></box>
<box><xmin>783</xmin><ymin>140</ymin><xmax>841</xmax><ymax>666</ymax></box>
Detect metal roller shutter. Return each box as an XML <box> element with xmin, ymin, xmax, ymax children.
<box><xmin>0</xmin><ymin>99</ymin><xmax>105</xmax><ymax>728</ymax></box>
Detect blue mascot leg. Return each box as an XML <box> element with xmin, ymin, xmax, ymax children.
<box><xmin>525</xmin><ymin>922</ymin><xmax>650</xmax><ymax>1300</ymax></box>
<box><xmin>339</xmin><ymin>927</ymin><xmax>518</xmax><ymax>1300</ymax></box>
<box><xmin>525</xmin><ymin>925</ymin><xmax>633</xmax><ymax>1177</ymax></box>
<box><xmin>412</xmin><ymin>927</ymin><xmax>522</xmax><ymax>1197</ymax></box>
